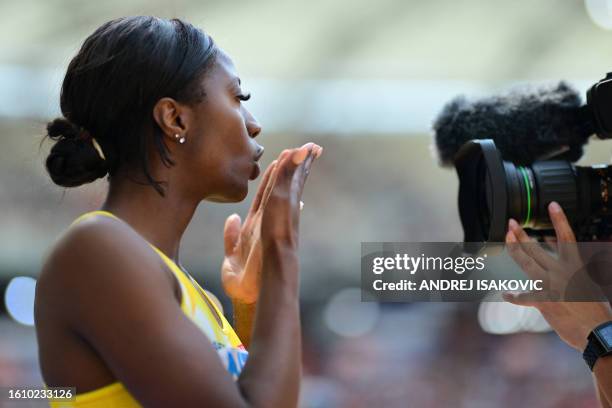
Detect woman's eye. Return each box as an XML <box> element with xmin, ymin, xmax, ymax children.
<box><xmin>236</xmin><ymin>93</ymin><xmax>251</xmax><ymax>102</ymax></box>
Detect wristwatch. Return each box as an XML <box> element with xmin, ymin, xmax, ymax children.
<box><xmin>583</xmin><ymin>321</ymin><xmax>612</xmax><ymax>371</ymax></box>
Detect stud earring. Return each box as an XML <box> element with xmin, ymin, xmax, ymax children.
<box><xmin>174</xmin><ymin>134</ymin><xmax>186</xmax><ymax>144</ymax></box>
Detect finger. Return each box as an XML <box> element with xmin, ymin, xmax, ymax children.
<box><xmin>502</xmin><ymin>291</ymin><xmax>549</xmax><ymax>307</ymax></box>
<box><xmin>221</xmin><ymin>259</ymin><xmax>239</xmax><ymax>290</ymax></box>
<box><xmin>293</xmin><ymin>145</ymin><xmax>317</xmax><ymax>197</ymax></box>
<box><xmin>261</xmin><ymin>146</ymin><xmax>317</xmax><ymax>243</ymax></box>
<box><xmin>248</xmin><ymin>160</ymin><xmax>277</xmax><ymax>217</ymax></box>
<box><xmin>270</xmin><ymin>145</ymin><xmax>311</xmax><ymax>202</ymax></box>
<box><xmin>291</xmin><ymin>142</ymin><xmax>314</xmax><ymax>165</ymax></box>
<box><xmin>548</xmin><ymin>202</ymin><xmax>576</xmax><ymax>243</ymax></box>
<box><xmin>508</xmin><ymin>219</ymin><xmax>557</xmax><ymax>271</ymax></box>
<box><xmin>261</xmin><ymin>142</ymin><xmax>317</xmax><ymax>227</ymax></box>
<box><xmin>303</xmin><ymin>145</ymin><xmax>322</xmax><ymax>174</ymax></box>
<box><xmin>543</xmin><ymin>236</ymin><xmax>558</xmax><ymax>254</ymax></box>
<box><xmin>548</xmin><ymin>201</ymin><xmax>579</xmax><ymax>260</ymax></box>
<box><xmin>223</xmin><ymin>213</ymin><xmax>242</xmax><ymax>256</ymax></box>
<box><xmin>315</xmin><ymin>145</ymin><xmax>323</xmax><ymax>159</ymax></box>
<box><xmin>261</xmin><ymin>150</ymin><xmax>292</xmax><ymax>208</ymax></box>
<box><xmin>505</xmin><ymin>229</ymin><xmax>547</xmax><ymax>281</ymax></box>
<box><xmin>268</xmin><ymin>143</ymin><xmax>314</xmax><ymax>198</ymax></box>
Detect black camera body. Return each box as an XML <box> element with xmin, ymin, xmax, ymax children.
<box><xmin>588</xmin><ymin>72</ymin><xmax>612</xmax><ymax>140</ymax></box>
<box><xmin>435</xmin><ymin>73</ymin><xmax>612</xmax><ymax>244</ymax></box>
<box><xmin>454</xmin><ymin>139</ymin><xmax>612</xmax><ymax>243</ymax></box>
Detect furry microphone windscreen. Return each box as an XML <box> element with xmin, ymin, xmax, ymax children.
<box><xmin>432</xmin><ymin>82</ymin><xmax>594</xmax><ymax>167</ymax></box>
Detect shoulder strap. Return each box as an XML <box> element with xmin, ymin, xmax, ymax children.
<box><xmin>70</xmin><ymin>210</ymin><xmax>118</xmax><ymax>227</ymax></box>
<box><xmin>70</xmin><ymin>210</ymin><xmax>226</xmax><ymax>329</ymax></box>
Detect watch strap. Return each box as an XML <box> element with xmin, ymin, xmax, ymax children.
<box><xmin>583</xmin><ymin>321</ymin><xmax>612</xmax><ymax>371</ymax></box>
<box><xmin>583</xmin><ymin>337</ymin><xmax>605</xmax><ymax>371</ymax></box>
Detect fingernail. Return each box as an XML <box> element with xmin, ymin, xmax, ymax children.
<box><xmin>549</xmin><ymin>201</ymin><xmax>561</xmax><ymax>213</ymax></box>
<box><xmin>508</xmin><ymin>218</ymin><xmax>519</xmax><ymax>231</ymax></box>
<box><xmin>506</xmin><ymin>230</ymin><xmax>516</xmax><ymax>243</ymax></box>
<box><xmin>315</xmin><ymin>146</ymin><xmax>323</xmax><ymax>158</ymax></box>
<box><xmin>292</xmin><ymin>148</ymin><xmax>309</xmax><ymax>164</ymax></box>
<box><xmin>502</xmin><ymin>292</ymin><xmax>516</xmax><ymax>302</ymax></box>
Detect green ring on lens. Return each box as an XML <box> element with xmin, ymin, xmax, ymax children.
<box><xmin>518</xmin><ymin>166</ymin><xmax>531</xmax><ymax>227</ymax></box>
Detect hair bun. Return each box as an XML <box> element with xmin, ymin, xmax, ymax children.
<box><xmin>46</xmin><ymin>117</ymin><xmax>82</xmax><ymax>140</ymax></box>
<box><xmin>45</xmin><ymin>117</ymin><xmax>108</xmax><ymax>187</ymax></box>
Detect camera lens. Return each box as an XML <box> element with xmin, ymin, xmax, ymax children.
<box><xmin>455</xmin><ymin>139</ymin><xmax>612</xmax><ymax>246</ymax></box>
<box><xmin>455</xmin><ymin>139</ymin><xmax>509</xmax><ymax>243</ymax></box>
<box><xmin>500</xmin><ymin>163</ymin><xmax>535</xmax><ymax>229</ymax></box>
<box><xmin>476</xmin><ymin>159</ymin><xmax>491</xmax><ymax>239</ymax></box>
<box><xmin>503</xmin><ymin>161</ymin><xmax>577</xmax><ymax>230</ymax></box>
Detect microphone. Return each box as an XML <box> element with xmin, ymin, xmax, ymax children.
<box><xmin>432</xmin><ymin>81</ymin><xmax>595</xmax><ymax>167</ymax></box>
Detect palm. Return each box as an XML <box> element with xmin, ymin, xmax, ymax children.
<box><xmin>220</xmin><ymin>161</ymin><xmax>277</xmax><ymax>305</ymax></box>
<box><xmin>221</xmin><ymin>211</ymin><xmax>263</xmax><ymax>304</ymax></box>
<box><xmin>220</xmin><ymin>145</ymin><xmax>322</xmax><ymax>304</ymax></box>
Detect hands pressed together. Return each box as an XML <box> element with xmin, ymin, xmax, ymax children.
<box><xmin>220</xmin><ymin>143</ymin><xmax>323</xmax><ymax>305</ymax></box>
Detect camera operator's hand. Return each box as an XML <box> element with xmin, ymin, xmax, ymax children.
<box><xmin>503</xmin><ymin>201</ymin><xmax>612</xmax><ymax>352</ymax></box>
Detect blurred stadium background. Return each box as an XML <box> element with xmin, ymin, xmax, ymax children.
<box><xmin>3</xmin><ymin>0</ymin><xmax>612</xmax><ymax>406</ymax></box>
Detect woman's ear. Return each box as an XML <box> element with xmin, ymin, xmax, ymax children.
<box><xmin>152</xmin><ymin>97</ymin><xmax>189</xmax><ymax>142</ymax></box>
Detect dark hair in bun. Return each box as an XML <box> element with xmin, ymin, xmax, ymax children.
<box><xmin>45</xmin><ymin>16</ymin><xmax>218</xmax><ymax>194</ymax></box>
<box><xmin>46</xmin><ymin>117</ymin><xmax>109</xmax><ymax>187</ymax></box>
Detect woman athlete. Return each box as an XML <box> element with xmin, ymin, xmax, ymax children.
<box><xmin>34</xmin><ymin>16</ymin><xmax>322</xmax><ymax>407</ymax></box>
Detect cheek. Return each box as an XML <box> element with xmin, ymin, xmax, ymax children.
<box><xmin>215</xmin><ymin>110</ymin><xmax>253</xmax><ymax>166</ymax></box>
<box><xmin>209</xmin><ymin>127</ymin><xmax>251</xmax><ymax>173</ymax></box>
<box><xmin>191</xmin><ymin>119</ymin><xmax>253</xmax><ymax>200</ymax></box>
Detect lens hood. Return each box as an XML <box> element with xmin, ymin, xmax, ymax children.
<box><xmin>454</xmin><ymin>139</ymin><xmax>508</xmax><ymax>244</ymax></box>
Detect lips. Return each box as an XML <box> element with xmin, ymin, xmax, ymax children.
<box><xmin>249</xmin><ymin>146</ymin><xmax>264</xmax><ymax>180</ymax></box>
<box><xmin>254</xmin><ymin>146</ymin><xmax>264</xmax><ymax>162</ymax></box>
<box><xmin>250</xmin><ymin>162</ymin><xmax>261</xmax><ymax>180</ymax></box>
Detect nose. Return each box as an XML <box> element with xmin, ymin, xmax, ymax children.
<box><xmin>243</xmin><ymin>107</ymin><xmax>262</xmax><ymax>138</ymax></box>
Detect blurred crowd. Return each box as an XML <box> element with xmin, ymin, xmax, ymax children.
<box><xmin>2</xmin><ymin>121</ymin><xmax>612</xmax><ymax>407</ymax></box>
<box><xmin>0</xmin><ymin>303</ymin><xmax>600</xmax><ymax>408</ymax></box>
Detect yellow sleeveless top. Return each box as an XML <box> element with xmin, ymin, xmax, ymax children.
<box><xmin>47</xmin><ymin>210</ymin><xmax>248</xmax><ymax>407</ymax></box>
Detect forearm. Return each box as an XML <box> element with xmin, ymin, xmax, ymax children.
<box><xmin>597</xmin><ymin>379</ymin><xmax>611</xmax><ymax>408</ymax></box>
<box><xmin>233</xmin><ymin>300</ymin><xmax>256</xmax><ymax>349</ymax></box>
<box><xmin>595</xmin><ymin>356</ymin><xmax>612</xmax><ymax>406</ymax></box>
<box><xmin>237</xmin><ymin>242</ymin><xmax>301</xmax><ymax>408</ymax></box>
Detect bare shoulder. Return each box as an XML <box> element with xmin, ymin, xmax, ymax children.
<box><xmin>37</xmin><ymin>214</ymin><xmax>249</xmax><ymax>406</ymax></box>
<box><xmin>35</xmin><ymin>214</ymin><xmax>175</xmax><ymax>330</ymax></box>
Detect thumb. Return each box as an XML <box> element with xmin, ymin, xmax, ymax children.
<box><xmin>223</xmin><ymin>213</ymin><xmax>242</xmax><ymax>256</ymax></box>
<box><xmin>502</xmin><ymin>290</ymin><xmax>550</xmax><ymax>307</ymax></box>
<box><xmin>503</xmin><ymin>291</ymin><xmax>534</xmax><ymax>307</ymax></box>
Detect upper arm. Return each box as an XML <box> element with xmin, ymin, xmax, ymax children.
<box><xmin>38</xmin><ymin>217</ymin><xmax>248</xmax><ymax>408</ymax></box>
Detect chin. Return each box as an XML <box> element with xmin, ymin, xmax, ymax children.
<box><xmin>207</xmin><ymin>181</ymin><xmax>249</xmax><ymax>203</ymax></box>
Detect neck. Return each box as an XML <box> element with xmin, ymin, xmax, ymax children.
<box><xmin>101</xmin><ymin>175</ymin><xmax>199</xmax><ymax>264</ymax></box>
